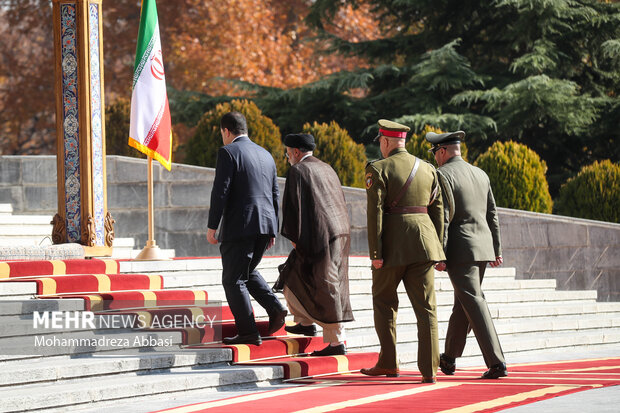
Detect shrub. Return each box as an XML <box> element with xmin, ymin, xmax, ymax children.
<box><xmin>184</xmin><ymin>99</ymin><xmax>287</xmax><ymax>175</ymax></box>
<box><xmin>554</xmin><ymin>160</ymin><xmax>620</xmax><ymax>223</ymax></box>
<box><xmin>105</xmin><ymin>98</ymin><xmax>145</xmax><ymax>159</ymax></box>
<box><xmin>301</xmin><ymin>121</ymin><xmax>367</xmax><ymax>188</ymax></box>
<box><xmin>405</xmin><ymin>125</ymin><xmax>468</xmax><ymax>165</ymax></box>
<box><xmin>474</xmin><ymin>141</ymin><xmax>553</xmax><ymax>213</ymax></box>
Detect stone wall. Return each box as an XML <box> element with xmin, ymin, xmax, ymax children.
<box><xmin>1</xmin><ymin>155</ymin><xmax>618</xmax><ymax>301</ymax></box>
<box><xmin>498</xmin><ymin>209</ymin><xmax>620</xmax><ymax>302</ymax></box>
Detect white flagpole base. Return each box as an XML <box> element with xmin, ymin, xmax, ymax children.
<box><xmin>134</xmin><ymin>240</ymin><xmax>171</xmax><ymax>261</ymax></box>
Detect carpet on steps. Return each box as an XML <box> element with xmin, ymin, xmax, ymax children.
<box><xmin>1</xmin><ymin>273</ymin><xmax>163</xmax><ymax>295</ymax></box>
<box><xmin>0</xmin><ymin>258</ymin><xmax>119</xmax><ymax>278</ymax></box>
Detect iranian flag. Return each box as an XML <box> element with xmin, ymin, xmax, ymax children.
<box><xmin>129</xmin><ymin>0</ymin><xmax>172</xmax><ymax>171</ymax></box>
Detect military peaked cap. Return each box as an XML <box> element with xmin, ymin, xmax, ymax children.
<box><xmin>283</xmin><ymin>133</ymin><xmax>316</xmax><ymax>151</ymax></box>
<box><xmin>374</xmin><ymin>119</ymin><xmax>411</xmax><ymax>141</ymax></box>
<box><xmin>425</xmin><ymin>131</ymin><xmax>466</xmax><ymax>149</ymax></box>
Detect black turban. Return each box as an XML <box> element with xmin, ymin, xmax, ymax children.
<box><xmin>283</xmin><ymin>133</ymin><xmax>316</xmax><ymax>151</ymax></box>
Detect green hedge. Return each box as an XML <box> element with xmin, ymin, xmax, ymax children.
<box><xmin>301</xmin><ymin>121</ymin><xmax>367</xmax><ymax>188</ymax></box>
<box><xmin>475</xmin><ymin>141</ymin><xmax>553</xmax><ymax>213</ymax></box>
<box><xmin>184</xmin><ymin>99</ymin><xmax>287</xmax><ymax>175</ymax></box>
<box><xmin>554</xmin><ymin>160</ymin><xmax>620</xmax><ymax>223</ymax></box>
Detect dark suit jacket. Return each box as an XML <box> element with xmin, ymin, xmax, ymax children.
<box><xmin>438</xmin><ymin>156</ymin><xmax>501</xmax><ymax>263</ymax></box>
<box><xmin>207</xmin><ymin>135</ymin><xmax>279</xmax><ymax>242</ymax></box>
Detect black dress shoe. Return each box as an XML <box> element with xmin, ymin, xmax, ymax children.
<box><xmin>222</xmin><ymin>333</ymin><xmax>262</xmax><ymax>346</ymax></box>
<box><xmin>481</xmin><ymin>362</ymin><xmax>507</xmax><ymax>379</ymax></box>
<box><xmin>310</xmin><ymin>344</ymin><xmax>346</xmax><ymax>357</ymax></box>
<box><xmin>284</xmin><ymin>323</ymin><xmax>317</xmax><ymax>336</ymax></box>
<box><xmin>421</xmin><ymin>377</ymin><xmax>436</xmax><ymax>383</ymax></box>
<box><xmin>440</xmin><ymin>353</ymin><xmax>456</xmax><ymax>375</ymax></box>
<box><xmin>267</xmin><ymin>308</ymin><xmax>287</xmax><ymax>335</ymax></box>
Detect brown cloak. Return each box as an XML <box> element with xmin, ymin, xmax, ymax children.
<box><xmin>279</xmin><ymin>156</ymin><xmax>354</xmax><ymax>323</ymax></box>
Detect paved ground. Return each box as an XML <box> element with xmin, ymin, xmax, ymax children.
<box><xmin>72</xmin><ymin>343</ymin><xmax>619</xmax><ymax>413</ymax></box>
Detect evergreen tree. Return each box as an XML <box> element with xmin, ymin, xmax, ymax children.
<box><xmin>243</xmin><ymin>0</ymin><xmax>619</xmax><ymax>195</ymax></box>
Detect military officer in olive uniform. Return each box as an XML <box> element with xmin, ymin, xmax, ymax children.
<box><xmin>426</xmin><ymin>130</ymin><xmax>507</xmax><ymax>380</ymax></box>
<box><xmin>360</xmin><ymin>120</ymin><xmax>445</xmax><ymax>383</ymax></box>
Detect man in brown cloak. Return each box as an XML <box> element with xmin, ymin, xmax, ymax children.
<box><xmin>278</xmin><ymin>133</ymin><xmax>354</xmax><ymax>356</ymax></box>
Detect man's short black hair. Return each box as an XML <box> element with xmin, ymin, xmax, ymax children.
<box><xmin>220</xmin><ymin>111</ymin><xmax>248</xmax><ymax>136</ymax></box>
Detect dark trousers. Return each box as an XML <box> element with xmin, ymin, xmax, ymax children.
<box><xmin>445</xmin><ymin>262</ymin><xmax>505</xmax><ymax>367</ymax></box>
<box><xmin>220</xmin><ymin>235</ymin><xmax>284</xmax><ymax>336</ymax></box>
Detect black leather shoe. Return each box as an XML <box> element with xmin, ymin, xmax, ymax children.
<box><xmin>421</xmin><ymin>377</ymin><xmax>436</xmax><ymax>383</ymax></box>
<box><xmin>440</xmin><ymin>353</ymin><xmax>456</xmax><ymax>375</ymax></box>
<box><xmin>481</xmin><ymin>362</ymin><xmax>507</xmax><ymax>379</ymax></box>
<box><xmin>284</xmin><ymin>323</ymin><xmax>317</xmax><ymax>336</ymax></box>
<box><xmin>222</xmin><ymin>333</ymin><xmax>262</xmax><ymax>346</ymax></box>
<box><xmin>310</xmin><ymin>344</ymin><xmax>346</xmax><ymax>357</ymax></box>
<box><xmin>267</xmin><ymin>308</ymin><xmax>287</xmax><ymax>335</ymax></box>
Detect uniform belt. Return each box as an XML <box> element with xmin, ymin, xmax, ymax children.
<box><xmin>384</xmin><ymin>206</ymin><xmax>428</xmax><ymax>214</ymax></box>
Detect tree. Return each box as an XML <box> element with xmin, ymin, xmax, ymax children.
<box><xmin>243</xmin><ymin>0</ymin><xmax>619</xmax><ymax>195</ymax></box>
<box><xmin>554</xmin><ymin>160</ymin><xmax>620</xmax><ymax>223</ymax></box>
<box><xmin>0</xmin><ymin>0</ymin><xmax>379</xmax><ymax>155</ymax></box>
<box><xmin>184</xmin><ymin>99</ymin><xmax>287</xmax><ymax>175</ymax></box>
<box><xmin>302</xmin><ymin>121</ymin><xmax>367</xmax><ymax>188</ymax></box>
<box><xmin>475</xmin><ymin>141</ymin><xmax>553</xmax><ymax>213</ymax></box>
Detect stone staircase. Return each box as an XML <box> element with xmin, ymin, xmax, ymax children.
<box><xmin>121</xmin><ymin>257</ymin><xmax>620</xmax><ymax>364</ymax></box>
<box><xmin>1</xmin><ymin>256</ymin><xmax>619</xmax><ymax>412</ymax></box>
<box><xmin>0</xmin><ymin>221</ymin><xmax>619</xmax><ymax>413</ymax></box>
<box><xmin>0</xmin><ymin>203</ymin><xmax>168</xmax><ymax>259</ymax></box>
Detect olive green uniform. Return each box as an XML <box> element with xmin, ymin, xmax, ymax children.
<box><xmin>365</xmin><ymin>147</ymin><xmax>445</xmax><ymax>377</ymax></box>
<box><xmin>438</xmin><ymin>155</ymin><xmax>505</xmax><ymax>368</ymax></box>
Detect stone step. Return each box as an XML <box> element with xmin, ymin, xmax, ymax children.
<box><xmin>120</xmin><ymin>258</ymin><xmax>517</xmax><ymax>279</ymax></box>
<box><xmin>0</xmin><ymin>215</ymin><xmax>54</xmax><ymax>225</ymax></box>
<box><xmin>0</xmin><ymin>349</ymin><xmax>232</xmax><ymax>388</ymax></box>
<box><xmin>157</xmin><ymin>271</ymin><xmax>556</xmax><ymax>293</ymax></box>
<box><xmin>344</xmin><ymin>312</ymin><xmax>620</xmax><ymax>347</ymax></box>
<box><xmin>0</xmin><ymin>204</ymin><xmax>12</xmax><ymax>215</ymax></box>
<box><xmin>392</xmin><ymin>329</ymin><xmax>620</xmax><ymax>369</ymax></box>
<box><xmin>0</xmin><ymin>298</ymin><xmax>85</xmax><ymax>316</ymax></box>
<box><xmin>0</xmin><ymin>362</ymin><xmax>282</xmax><ymax>413</ymax></box>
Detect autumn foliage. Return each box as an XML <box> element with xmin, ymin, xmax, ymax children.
<box><xmin>0</xmin><ymin>0</ymin><xmax>379</xmax><ymax>155</ymax></box>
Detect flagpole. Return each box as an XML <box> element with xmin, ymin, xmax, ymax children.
<box><xmin>135</xmin><ymin>156</ymin><xmax>168</xmax><ymax>260</ymax></box>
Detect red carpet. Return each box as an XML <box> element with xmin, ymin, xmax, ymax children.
<box><xmin>0</xmin><ymin>273</ymin><xmax>163</xmax><ymax>295</ymax></box>
<box><xmin>153</xmin><ymin>357</ymin><xmax>620</xmax><ymax>412</ymax></box>
<box><xmin>0</xmin><ymin>258</ymin><xmax>119</xmax><ymax>278</ymax></box>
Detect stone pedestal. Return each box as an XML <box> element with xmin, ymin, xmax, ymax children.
<box><xmin>51</xmin><ymin>0</ymin><xmax>114</xmax><ymax>256</ymax></box>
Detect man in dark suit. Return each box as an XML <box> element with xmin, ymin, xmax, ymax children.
<box><xmin>426</xmin><ymin>130</ymin><xmax>507</xmax><ymax>379</ymax></box>
<box><xmin>207</xmin><ymin>111</ymin><xmax>287</xmax><ymax>346</ymax></box>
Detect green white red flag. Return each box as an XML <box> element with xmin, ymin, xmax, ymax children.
<box><xmin>129</xmin><ymin>0</ymin><xmax>172</xmax><ymax>170</ymax></box>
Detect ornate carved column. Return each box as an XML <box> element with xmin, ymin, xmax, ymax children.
<box><xmin>52</xmin><ymin>0</ymin><xmax>114</xmax><ymax>256</ymax></box>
